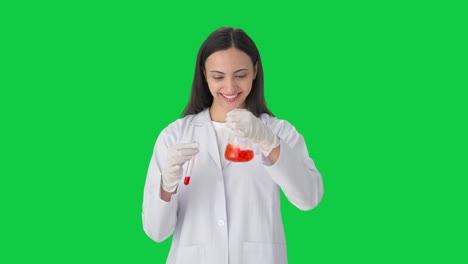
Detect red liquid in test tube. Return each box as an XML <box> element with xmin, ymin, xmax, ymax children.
<box><xmin>184</xmin><ymin>155</ymin><xmax>195</xmax><ymax>185</ymax></box>
<box><xmin>184</xmin><ymin>176</ymin><xmax>190</xmax><ymax>185</ymax></box>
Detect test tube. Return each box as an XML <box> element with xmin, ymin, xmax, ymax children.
<box><xmin>184</xmin><ymin>155</ymin><xmax>195</xmax><ymax>185</ymax></box>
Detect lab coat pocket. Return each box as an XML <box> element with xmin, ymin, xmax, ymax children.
<box><xmin>243</xmin><ymin>242</ymin><xmax>287</xmax><ymax>264</ymax></box>
<box><xmin>175</xmin><ymin>245</ymin><xmax>205</xmax><ymax>264</ymax></box>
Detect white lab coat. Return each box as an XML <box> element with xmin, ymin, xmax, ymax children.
<box><xmin>142</xmin><ymin>108</ymin><xmax>324</xmax><ymax>264</ymax></box>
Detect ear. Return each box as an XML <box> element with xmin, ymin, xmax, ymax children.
<box><xmin>202</xmin><ymin>66</ymin><xmax>206</xmax><ymax>78</ymax></box>
<box><xmin>253</xmin><ymin>62</ymin><xmax>259</xmax><ymax>80</ymax></box>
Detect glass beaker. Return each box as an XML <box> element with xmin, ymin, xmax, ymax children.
<box><xmin>225</xmin><ymin>136</ymin><xmax>254</xmax><ymax>162</ymax></box>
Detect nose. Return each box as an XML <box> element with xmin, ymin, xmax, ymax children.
<box><xmin>224</xmin><ymin>77</ymin><xmax>237</xmax><ymax>94</ymax></box>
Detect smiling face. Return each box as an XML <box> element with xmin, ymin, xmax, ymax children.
<box><xmin>204</xmin><ymin>48</ymin><xmax>257</xmax><ymax>122</ymax></box>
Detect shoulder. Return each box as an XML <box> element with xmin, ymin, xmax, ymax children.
<box><xmin>152</xmin><ymin>115</ymin><xmax>195</xmax><ymax>148</ymax></box>
<box><xmin>160</xmin><ymin>114</ymin><xmax>197</xmax><ymax>137</ymax></box>
<box><xmin>158</xmin><ymin>108</ymin><xmax>209</xmax><ymax>139</ymax></box>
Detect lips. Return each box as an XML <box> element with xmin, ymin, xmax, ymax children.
<box><xmin>220</xmin><ymin>93</ymin><xmax>240</xmax><ymax>102</ymax></box>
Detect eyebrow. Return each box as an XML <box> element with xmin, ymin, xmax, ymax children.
<box><xmin>209</xmin><ymin>68</ymin><xmax>249</xmax><ymax>74</ymax></box>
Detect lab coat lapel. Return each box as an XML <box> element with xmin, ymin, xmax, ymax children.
<box><xmin>191</xmin><ymin>109</ymin><xmax>222</xmax><ymax>171</ymax></box>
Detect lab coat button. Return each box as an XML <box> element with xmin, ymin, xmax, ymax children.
<box><xmin>217</xmin><ymin>219</ymin><xmax>225</xmax><ymax>227</ymax></box>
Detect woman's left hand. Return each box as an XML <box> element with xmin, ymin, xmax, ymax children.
<box><xmin>226</xmin><ymin>109</ymin><xmax>280</xmax><ymax>156</ymax></box>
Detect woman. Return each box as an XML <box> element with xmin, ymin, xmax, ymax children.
<box><xmin>142</xmin><ymin>27</ymin><xmax>324</xmax><ymax>264</ymax></box>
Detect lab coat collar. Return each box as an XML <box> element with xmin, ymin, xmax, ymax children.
<box><xmin>191</xmin><ymin>108</ymin><xmax>211</xmax><ymax>125</ymax></box>
<box><xmin>190</xmin><ymin>108</ymin><xmax>224</xmax><ymax>171</ymax></box>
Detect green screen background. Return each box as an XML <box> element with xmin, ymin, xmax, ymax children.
<box><xmin>1</xmin><ymin>0</ymin><xmax>466</xmax><ymax>263</ymax></box>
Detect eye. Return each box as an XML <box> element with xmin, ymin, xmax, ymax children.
<box><xmin>236</xmin><ymin>75</ymin><xmax>247</xmax><ymax>79</ymax></box>
<box><xmin>213</xmin><ymin>76</ymin><xmax>224</xmax><ymax>80</ymax></box>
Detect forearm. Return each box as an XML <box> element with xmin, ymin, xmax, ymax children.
<box><xmin>142</xmin><ymin>184</ymin><xmax>178</xmax><ymax>242</ymax></box>
<box><xmin>160</xmin><ymin>184</ymin><xmax>177</xmax><ymax>202</ymax></box>
<box><xmin>265</xmin><ymin>140</ymin><xmax>324</xmax><ymax>211</ymax></box>
<box><xmin>142</xmin><ymin>161</ymin><xmax>178</xmax><ymax>242</ymax></box>
<box><xmin>267</xmin><ymin>144</ymin><xmax>280</xmax><ymax>164</ymax></box>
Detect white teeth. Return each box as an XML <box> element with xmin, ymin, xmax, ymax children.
<box><xmin>222</xmin><ymin>94</ymin><xmax>238</xmax><ymax>99</ymax></box>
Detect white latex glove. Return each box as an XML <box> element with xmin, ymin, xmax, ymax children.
<box><xmin>161</xmin><ymin>143</ymin><xmax>199</xmax><ymax>192</ymax></box>
<box><xmin>226</xmin><ymin>109</ymin><xmax>280</xmax><ymax>156</ymax></box>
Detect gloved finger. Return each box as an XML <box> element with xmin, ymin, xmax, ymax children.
<box><xmin>231</xmin><ymin>120</ymin><xmax>250</xmax><ymax>130</ymax></box>
<box><xmin>227</xmin><ymin>110</ymin><xmax>248</xmax><ymax>119</ymax></box>
<box><xmin>172</xmin><ymin>154</ymin><xmax>196</xmax><ymax>165</ymax></box>
<box><xmin>225</xmin><ymin>125</ymin><xmax>246</xmax><ymax>137</ymax></box>
<box><xmin>225</xmin><ymin>120</ymin><xmax>237</xmax><ymax>129</ymax></box>
<box><xmin>226</xmin><ymin>116</ymin><xmax>244</xmax><ymax>125</ymax></box>
<box><xmin>176</xmin><ymin>148</ymin><xmax>199</xmax><ymax>156</ymax></box>
<box><xmin>225</xmin><ymin>116</ymin><xmax>233</xmax><ymax>123</ymax></box>
<box><xmin>228</xmin><ymin>127</ymin><xmax>249</xmax><ymax>137</ymax></box>
<box><xmin>227</xmin><ymin>109</ymin><xmax>247</xmax><ymax>117</ymax></box>
<box><xmin>227</xmin><ymin>116</ymin><xmax>246</xmax><ymax>124</ymax></box>
<box><xmin>226</xmin><ymin>117</ymin><xmax>244</xmax><ymax>125</ymax></box>
<box><xmin>231</xmin><ymin>129</ymin><xmax>246</xmax><ymax>137</ymax></box>
<box><xmin>175</xmin><ymin>143</ymin><xmax>199</xmax><ymax>151</ymax></box>
<box><xmin>231</xmin><ymin>109</ymin><xmax>253</xmax><ymax>118</ymax></box>
<box><xmin>226</xmin><ymin>124</ymin><xmax>244</xmax><ymax>134</ymax></box>
<box><xmin>230</xmin><ymin>108</ymin><xmax>249</xmax><ymax>114</ymax></box>
<box><xmin>164</xmin><ymin>165</ymin><xmax>181</xmax><ymax>175</ymax></box>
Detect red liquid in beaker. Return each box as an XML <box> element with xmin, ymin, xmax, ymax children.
<box><xmin>225</xmin><ymin>143</ymin><xmax>254</xmax><ymax>162</ymax></box>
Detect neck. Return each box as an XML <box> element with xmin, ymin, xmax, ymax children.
<box><xmin>209</xmin><ymin>106</ymin><xmax>228</xmax><ymax>122</ymax></box>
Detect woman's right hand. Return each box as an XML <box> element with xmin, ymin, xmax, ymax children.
<box><xmin>161</xmin><ymin>143</ymin><xmax>199</xmax><ymax>192</ymax></box>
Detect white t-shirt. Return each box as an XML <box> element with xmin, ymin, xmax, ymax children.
<box><xmin>211</xmin><ymin>121</ymin><xmax>231</xmax><ymax>168</ymax></box>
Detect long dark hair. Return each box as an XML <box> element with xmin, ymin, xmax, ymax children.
<box><xmin>182</xmin><ymin>27</ymin><xmax>273</xmax><ymax>117</ymax></box>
